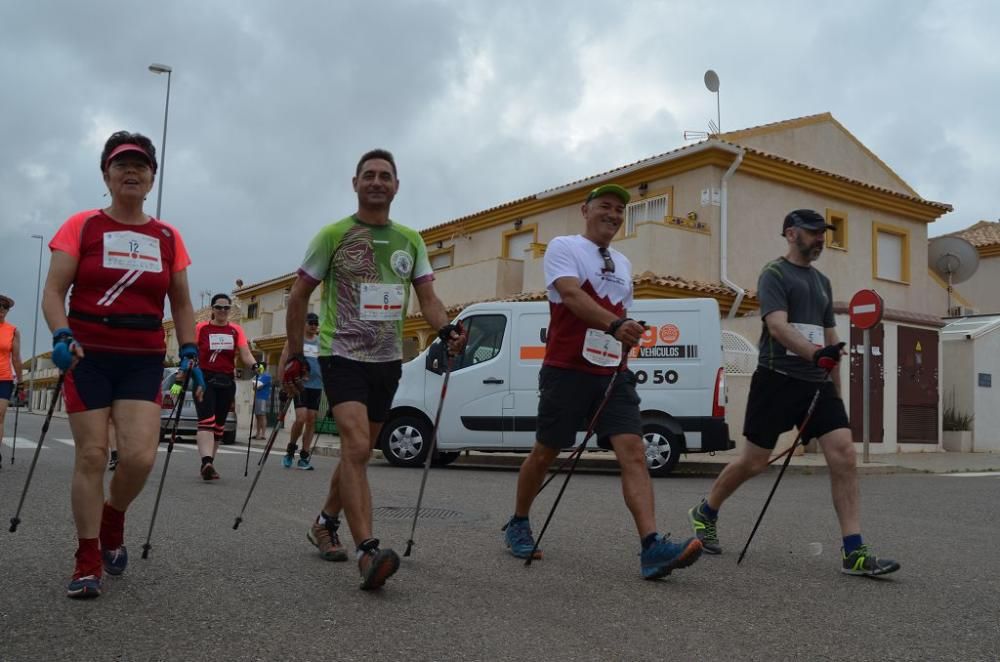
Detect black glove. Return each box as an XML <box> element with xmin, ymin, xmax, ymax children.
<box><xmin>812</xmin><ymin>342</ymin><xmax>846</xmax><ymax>369</ymax></box>
<box><xmin>437</xmin><ymin>323</ymin><xmax>462</xmax><ymax>343</ymax></box>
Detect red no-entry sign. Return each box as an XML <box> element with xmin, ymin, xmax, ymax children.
<box><xmin>849</xmin><ymin>289</ymin><xmax>884</xmax><ymax>330</ymax></box>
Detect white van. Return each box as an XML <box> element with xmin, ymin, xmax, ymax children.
<box><xmin>378</xmin><ymin>298</ymin><xmax>733</xmax><ymax>476</ymax></box>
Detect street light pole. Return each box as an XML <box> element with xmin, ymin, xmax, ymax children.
<box><xmin>28</xmin><ymin>234</ymin><xmax>43</xmax><ymax>412</ymax></box>
<box><xmin>148</xmin><ymin>63</ymin><xmax>172</xmax><ymax>219</ymax></box>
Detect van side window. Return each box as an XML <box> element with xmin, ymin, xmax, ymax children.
<box><xmin>453</xmin><ymin>314</ymin><xmax>506</xmax><ymax>371</ymax></box>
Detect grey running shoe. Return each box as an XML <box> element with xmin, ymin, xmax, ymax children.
<box><xmin>688</xmin><ymin>501</ymin><xmax>722</xmax><ymax>554</ymax></box>
<box><xmin>842</xmin><ymin>545</ymin><xmax>900</xmax><ymax>576</ymax></box>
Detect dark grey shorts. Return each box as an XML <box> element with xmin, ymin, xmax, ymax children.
<box><xmin>536</xmin><ymin>365</ymin><xmax>642</xmax><ymax>450</ymax></box>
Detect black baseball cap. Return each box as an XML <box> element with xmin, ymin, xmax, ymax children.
<box><xmin>306</xmin><ymin>312</ymin><xmax>320</xmax><ymax>323</ymax></box>
<box><xmin>781</xmin><ymin>209</ymin><xmax>835</xmax><ymax>236</ymax></box>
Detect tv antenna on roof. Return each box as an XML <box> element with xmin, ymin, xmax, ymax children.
<box><xmin>683</xmin><ymin>69</ymin><xmax>722</xmax><ymax>141</ymax></box>
<box><xmin>928</xmin><ymin>236</ymin><xmax>979</xmax><ymax>315</ymax></box>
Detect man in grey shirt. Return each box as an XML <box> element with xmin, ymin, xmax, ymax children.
<box><xmin>688</xmin><ymin>209</ymin><xmax>900</xmax><ymax>577</ymax></box>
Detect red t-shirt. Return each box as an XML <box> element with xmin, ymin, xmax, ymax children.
<box><xmin>195</xmin><ymin>320</ymin><xmax>248</xmax><ymax>376</ymax></box>
<box><xmin>542</xmin><ymin>235</ymin><xmax>633</xmax><ymax>375</ymax></box>
<box><xmin>49</xmin><ymin>209</ymin><xmax>191</xmax><ymax>354</ymax></box>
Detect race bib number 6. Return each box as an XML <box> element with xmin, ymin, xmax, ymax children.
<box><xmin>360</xmin><ymin>283</ymin><xmax>405</xmax><ymax>321</ymax></box>
<box><xmin>103</xmin><ymin>231</ymin><xmax>163</xmax><ymax>273</ymax></box>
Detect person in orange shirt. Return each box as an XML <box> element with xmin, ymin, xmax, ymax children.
<box><xmin>0</xmin><ymin>294</ymin><xmax>24</xmax><ymax>466</ymax></box>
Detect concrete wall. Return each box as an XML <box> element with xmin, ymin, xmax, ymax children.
<box><xmin>949</xmin><ymin>256</ymin><xmax>1000</xmax><ymax>314</ymax></box>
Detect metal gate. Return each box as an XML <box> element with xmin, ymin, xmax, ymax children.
<box><xmin>897</xmin><ymin>326</ymin><xmax>939</xmax><ymax>444</ymax></box>
<box><xmin>849</xmin><ymin>323</ymin><xmax>884</xmax><ymax>443</ymax></box>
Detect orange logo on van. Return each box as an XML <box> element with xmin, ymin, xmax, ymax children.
<box><xmin>637</xmin><ymin>324</ymin><xmax>681</xmax><ymax>347</ymax></box>
<box><xmin>659</xmin><ymin>324</ymin><xmax>680</xmax><ymax>344</ymax></box>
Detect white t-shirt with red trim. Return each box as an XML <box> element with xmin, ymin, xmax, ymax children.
<box><xmin>49</xmin><ymin>210</ymin><xmax>191</xmax><ymax>354</ymax></box>
<box><xmin>543</xmin><ymin>234</ymin><xmax>633</xmax><ymax>375</ymax></box>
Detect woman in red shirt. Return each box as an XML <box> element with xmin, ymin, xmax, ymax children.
<box><xmin>194</xmin><ymin>293</ymin><xmax>261</xmax><ymax>480</ymax></box>
<box><xmin>42</xmin><ymin>131</ymin><xmax>201</xmax><ymax>599</ymax></box>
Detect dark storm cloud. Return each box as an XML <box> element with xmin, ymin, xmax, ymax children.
<box><xmin>2</xmin><ymin>0</ymin><xmax>998</xmax><ymax>355</ymax></box>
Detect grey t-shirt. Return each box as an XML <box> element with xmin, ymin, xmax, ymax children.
<box><xmin>756</xmin><ymin>257</ymin><xmax>835</xmax><ymax>382</ymax></box>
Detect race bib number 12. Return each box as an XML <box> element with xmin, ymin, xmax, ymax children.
<box><xmin>103</xmin><ymin>231</ymin><xmax>163</xmax><ymax>273</ymax></box>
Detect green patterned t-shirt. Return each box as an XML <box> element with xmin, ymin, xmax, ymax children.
<box><xmin>297</xmin><ymin>215</ymin><xmax>433</xmax><ymax>362</ymax></box>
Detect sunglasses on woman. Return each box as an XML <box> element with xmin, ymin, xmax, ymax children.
<box><xmin>213</xmin><ymin>305</ymin><xmax>231</xmax><ymax>311</ymax></box>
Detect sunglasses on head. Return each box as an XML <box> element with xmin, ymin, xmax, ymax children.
<box><xmin>598</xmin><ymin>246</ymin><xmax>615</xmax><ymax>273</ymax></box>
<box><xmin>0</xmin><ymin>303</ymin><xmax>10</xmax><ymax>310</ymax></box>
<box><xmin>213</xmin><ymin>305</ymin><xmax>231</xmax><ymax>311</ymax></box>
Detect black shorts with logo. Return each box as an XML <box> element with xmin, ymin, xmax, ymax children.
<box><xmin>319</xmin><ymin>356</ymin><xmax>402</xmax><ymax>423</ymax></box>
<box><xmin>743</xmin><ymin>368</ymin><xmax>850</xmax><ymax>450</ymax></box>
<box><xmin>293</xmin><ymin>387</ymin><xmax>322</xmax><ymax>412</ymax></box>
<box><xmin>536</xmin><ymin>365</ymin><xmax>643</xmax><ymax>450</ymax></box>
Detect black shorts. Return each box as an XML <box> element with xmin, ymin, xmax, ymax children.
<box><xmin>64</xmin><ymin>351</ymin><xmax>164</xmax><ymax>413</ymax></box>
<box><xmin>536</xmin><ymin>365</ymin><xmax>642</xmax><ymax>451</ymax></box>
<box><xmin>195</xmin><ymin>371</ymin><xmax>235</xmax><ymax>438</ymax></box>
<box><xmin>0</xmin><ymin>381</ymin><xmax>12</xmax><ymax>401</ymax></box>
<box><xmin>319</xmin><ymin>356</ymin><xmax>401</xmax><ymax>423</ymax></box>
<box><xmin>294</xmin><ymin>387</ymin><xmax>322</xmax><ymax>411</ymax></box>
<box><xmin>743</xmin><ymin>368</ymin><xmax>850</xmax><ymax>450</ymax></box>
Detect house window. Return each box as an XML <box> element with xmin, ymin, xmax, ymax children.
<box><xmin>872</xmin><ymin>222</ymin><xmax>910</xmax><ymax>283</ymax></box>
<box><xmin>502</xmin><ymin>224</ymin><xmax>537</xmax><ymax>260</ymax></box>
<box><xmin>624</xmin><ymin>194</ymin><xmax>668</xmax><ymax>236</ymax></box>
<box><xmin>429</xmin><ymin>247</ymin><xmax>454</xmax><ymax>271</ymax></box>
<box><xmin>246</xmin><ymin>302</ymin><xmax>259</xmax><ymax>320</ymax></box>
<box><xmin>825</xmin><ymin>209</ymin><xmax>848</xmax><ymax>250</ymax></box>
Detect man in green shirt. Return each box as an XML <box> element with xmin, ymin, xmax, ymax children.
<box><xmin>284</xmin><ymin>149</ymin><xmax>465</xmax><ymax>590</ymax></box>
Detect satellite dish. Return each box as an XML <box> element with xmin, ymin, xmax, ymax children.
<box><xmin>929</xmin><ymin>236</ymin><xmax>979</xmax><ymax>284</ymax></box>
<box><xmin>704</xmin><ymin>69</ymin><xmax>720</xmax><ymax>92</ymax></box>
<box><xmin>929</xmin><ymin>236</ymin><xmax>979</xmax><ymax>313</ymax></box>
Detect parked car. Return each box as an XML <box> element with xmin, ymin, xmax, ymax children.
<box><xmin>379</xmin><ymin>298</ymin><xmax>733</xmax><ymax>476</ymax></box>
<box><xmin>160</xmin><ymin>367</ymin><xmax>237</xmax><ymax>444</ymax></box>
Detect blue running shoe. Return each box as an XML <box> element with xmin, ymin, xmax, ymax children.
<box><xmin>640</xmin><ymin>534</ymin><xmax>703</xmax><ymax>580</ymax></box>
<box><xmin>503</xmin><ymin>517</ymin><xmax>540</xmax><ymax>559</ymax></box>
<box><xmin>282</xmin><ymin>453</ymin><xmax>294</xmax><ymax>469</ymax></box>
<box><xmin>297</xmin><ymin>456</ymin><xmax>314</xmax><ymax>470</ymax></box>
<box><xmin>102</xmin><ymin>546</ymin><xmax>128</xmax><ymax>576</ymax></box>
<box><xmin>66</xmin><ymin>575</ymin><xmax>102</xmax><ymax>599</ymax></box>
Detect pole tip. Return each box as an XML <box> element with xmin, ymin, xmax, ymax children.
<box><xmin>233</xmin><ymin>517</ymin><xmax>242</xmax><ymax>530</ymax></box>
<box><xmin>404</xmin><ymin>541</ymin><xmax>413</xmax><ymax>557</ymax></box>
<box><xmin>141</xmin><ymin>544</ymin><xmax>151</xmax><ymax>559</ymax></box>
<box><xmin>9</xmin><ymin>517</ymin><xmax>20</xmax><ymax>532</ymax></box>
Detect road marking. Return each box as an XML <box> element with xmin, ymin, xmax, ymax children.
<box><xmin>1</xmin><ymin>437</ymin><xmax>44</xmax><ymax>449</ymax></box>
<box><xmin>216</xmin><ymin>446</ymin><xmax>266</xmax><ymax>455</ymax></box>
<box><xmin>939</xmin><ymin>471</ymin><xmax>1000</xmax><ymax>478</ymax></box>
<box><xmin>53</xmin><ymin>438</ymin><xmax>76</xmax><ymax>447</ymax></box>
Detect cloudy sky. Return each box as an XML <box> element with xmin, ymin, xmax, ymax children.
<box><xmin>2</xmin><ymin>0</ymin><xmax>998</xmax><ymax>354</ymax></box>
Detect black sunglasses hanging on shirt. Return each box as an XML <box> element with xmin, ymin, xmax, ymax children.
<box><xmin>598</xmin><ymin>246</ymin><xmax>615</xmax><ymax>273</ymax></box>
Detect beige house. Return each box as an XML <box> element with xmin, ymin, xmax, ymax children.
<box><xmin>408</xmin><ymin>113</ymin><xmax>952</xmax><ymax>453</ymax></box>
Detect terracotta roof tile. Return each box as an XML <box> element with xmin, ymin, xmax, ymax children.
<box><xmin>948</xmin><ymin>220</ymin><xmax>1000</xmax><ymax>247</ymax></box>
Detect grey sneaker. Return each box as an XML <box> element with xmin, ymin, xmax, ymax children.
<box><xmin>842</xmin><ymin>545</ymin><xmax>900</xmax><ymax>576</ymax></box>
<box><xmin>688</xmin><ymin>501</ymin><xmax>722</xmax><ymax>554</ymax></box>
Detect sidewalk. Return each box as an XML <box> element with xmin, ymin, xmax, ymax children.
<box><xmin>238</xmin><ymin>422</ymin><xmax>1000</xmax><ymax>476</ymax></box>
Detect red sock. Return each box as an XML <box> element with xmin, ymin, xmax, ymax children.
<box><xmin>75</xmin><ymin>538</ymin><xmax>102</xmax><ymax>579</ymax></box>
<box><xmin>99</xmin><ymin>502</ymin><xmax>126</xmax><ymax>550</ymax></box>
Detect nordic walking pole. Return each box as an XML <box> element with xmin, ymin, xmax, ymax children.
<box><xmin>233</xmin><ymin>393</ymin><xmax>293</xmax><ymax>530</ymax></box>
<box><xmin>245</xmin><ymin>375</ymin><xmax>259</xmax><ymax>477</ymax></box>
<box><xmin>525</xmin><ymin>352</ymin><xmax>632</xmax><ymax>567</ymax></box>
<box><xmin>9</xmin><ymin>373</ymin><xmax>66</xmax><ymax>532</ymax></box>
<box><xmin>140</xmin><ymin>369</ymin><xmax>191</xmax><ymax>559</ymax></box>
<box><xmin>737</xmin><ymin>359</ymin><xmax>839</xmax><ymax>565</ymax></box>
<box><xmin>404</xmin><ymin>353</ymin><xmax>453</xmax><ymax>557</ymax></box>
<box><xmin>10</xmin><ymin>386</ymin><xmax>19</xmax><ymax>464</ymax></box>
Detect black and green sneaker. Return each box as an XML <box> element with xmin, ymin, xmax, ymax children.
<box><xmin>688</xmin><ymin>501</ymin><xmax>721</xmax><ymax>554</ymax></box>
<box><xmin>841</xmin><ymin>545</ymin><xmax>900</xmax><ymax>576</ymax></box>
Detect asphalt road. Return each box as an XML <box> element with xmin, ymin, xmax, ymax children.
<box><xmin>1</xmin><ymin>413</ymin><xmax>998</xmax><ymax>661</ymax></box>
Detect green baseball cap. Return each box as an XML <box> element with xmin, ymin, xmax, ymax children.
<box><xmin>585</xmin><ymin>183</ymin><xmax>630</xmax><ymax>205</ymax></box>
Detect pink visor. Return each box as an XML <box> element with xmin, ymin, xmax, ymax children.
<box><xmin>104</xmin><ymin>143</ymin><xmax>154</xmax><ymax>171</ymax></box>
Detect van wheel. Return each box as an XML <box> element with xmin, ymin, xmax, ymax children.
<box><xmin>432</xmin><ymin>451</ymin><xmax>461</xmax><ymax>467</ymax></box>
<box><xmin>380</xmin><ymin>415</ymin><xmax>432</xmax><ymax>468</ymax></box>
<box><xmin>643</xmin><ymin>423</ymin><xmax>681</xmax><ymax>476</ymax></box>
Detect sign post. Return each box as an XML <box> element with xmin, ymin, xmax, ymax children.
<box><xmin>849</xmin><ymin>290</ymin><xmax>884</xmax><ymax>464</ymax></box>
